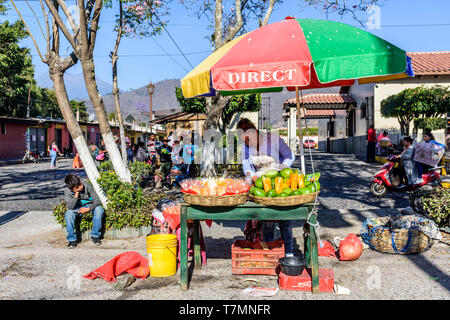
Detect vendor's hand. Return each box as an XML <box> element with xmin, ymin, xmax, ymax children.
<box><xmin>78</xmin><ymin>207</ymin><xmax>90</xmax><ymax>214</ymax></box>
<box><xmin>74</xmin><ymin>191</ymin><xmax>80</xmax><ymax>199</ymax></box>
<box><xmin>251</xmin><ymin>175</ymin><xmax>258</xmax><ymax>182</ymax></box>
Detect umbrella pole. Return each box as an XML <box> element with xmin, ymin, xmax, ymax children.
<box><xmin>296</xmin><ymin>86</ymin><xmax>306</xmax><ymax>174</ymax></box>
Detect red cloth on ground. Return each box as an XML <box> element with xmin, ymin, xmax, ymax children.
<box><xmin>83</xmin><ymin>251</ymin><xmax>149</xmax><ymax>282</ymax></box>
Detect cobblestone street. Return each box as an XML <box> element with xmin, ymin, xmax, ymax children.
<box><xmin>0</xmin><ymin>152</ymin><xmax>448</xmax><ymax>300</ymax></box>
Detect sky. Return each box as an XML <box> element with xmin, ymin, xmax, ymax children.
<box><xmin>2</xmin><ymin>0</ymin><xmax>450</xmax><ymax>91</ymax></box>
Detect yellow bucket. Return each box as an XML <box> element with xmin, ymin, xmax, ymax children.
<box><xmin>146</xmin><ymin>234</ymin><xmax>178</xmax><ymax>277</ymax></box>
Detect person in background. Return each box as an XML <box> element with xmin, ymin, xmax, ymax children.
<box><xmin>135</xmin><ymin>141</ymin><xmax>150</xmax><ymax>163</ymax></box>
<box><xmin>182</xmin><ymin>132</ymin><xmax>199</xmax><ymax>177</ymax></box>
<box><xmin>168</xmin><ymin>131</ymin><xmax>174</xmax><ymax>148</ymax></box>
<box><xmin>376</xmin><ymin>130</ymin><xmax>390</xmax><ymax>156</ymax></box>
<box><xmin>147</xmin><ymin>133</ymin><xmax>157</xmax><ymax>172</ymax></box>
<box><xmin>396</xmin><ymin>136</ymin><xmax>419</xmax><ymax>187</ymax></box>
<box><xmin>237</xmin><ymin>118</ymin><xmax>296</xmax><ymax>257</ymax></box>
<box><xmin>158</xmin><ymin>137</ymin><xmax>172</xmax><ymax>189</ymax></box>
<box><xmin>64</xmin><ymin>174</ymin><xmax>104</xmax><ymax>248</ymax></box>
<box><xmin>367</xmin><ymin>124</ymin><xmax>377</xmax><ymax>163</ymax></box>
<box><xmin>48</xmin><ymin>140</ymin><xmax>62</xmax><ymax>169</ymax></box>
<box><xmin>126</xmin><ymin>138</ymin><xmax>134</xmax><ymax>164</ymax></box>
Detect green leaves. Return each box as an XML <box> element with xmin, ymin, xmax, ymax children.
<box><xmin>421</xmin><ymin>188</ymin><xmax>450</xmax><ymax>228</ymax></box>
<box><xmin>175</xmin><ymin>87</ymin><xmax>262</xmax><ymax>128</ymax></box>
<box><xmin>381</xmin><ymin>85</ymin><xmax>450</xmax><ymax>135</ymax></box>
<box><xmin>0</xmin><ymin>20</ymin><xmax>34</xmax><ymax>117</ymax></box>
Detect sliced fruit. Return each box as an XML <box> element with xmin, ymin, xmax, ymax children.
<box><xmin>262</xmin><ymin>177</ymin><xmax>272</xmax><ymax>193</ymax></box>
<box><xmin>291</xmin><ymin>172</ymin><xmax>298</xmax><ymax>191</ymax></box>
<box><xmin>274</xmin><ymin>177</ymin><xmax>283</xmax><ymax>194</ymax></box>
<box><xmin>298</xmin><ymin>173</ymin><xmax>305</xmax><ymax>189</ymax></box>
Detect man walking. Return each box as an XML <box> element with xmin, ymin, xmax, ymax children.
<box><xmin>367</xmin><ymin>124</ymin><xmax>377</xmax><ymax>163</ymax></box>
<box><xmin>158</xmin><ymin>138</ymin><xmax>172</xmax><ymax>189</ymax></box>
<box><xmin>147</xmin><ymin>133</ymin><xmax>157</xmax><ymax>172</ymax></box>
<box><xmin>64</xmin><ymin>174</ymin><xmax>104</xmax><ymax>248</ymax></box>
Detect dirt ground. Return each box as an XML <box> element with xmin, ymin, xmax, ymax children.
<box><xmin>0</xmin><ymin>153</ymin><xmax>449</xmax><ymax>300</ymax></box>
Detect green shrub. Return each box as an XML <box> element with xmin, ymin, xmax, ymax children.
<box><xmin>53</xmin><ymin>192</ymin><xmax>174</xmax><ymax>232</ymax></box>
<box><xmin>420</xmin><ymin>187</ymin><xmax>449</xmax><ymax>228</ymax></box>
<box><xmin>53</xmin><ymin>160</ymin><xmax>175</xmax><ymax>232</ymax></box>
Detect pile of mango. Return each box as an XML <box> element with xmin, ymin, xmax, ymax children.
<box><xmin>250</xmin><ymin>168</ymin><xmax>320</xmax><ymax>198</ymax></box>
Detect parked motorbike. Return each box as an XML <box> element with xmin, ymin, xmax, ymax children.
<box><xmin>22</xmin><ymin>149</ymin><xmax>45</xmax><ymax>164</ymax></box>
<box><xmin>370</xmin><ymin>154</ymin><xmax>443</xmax><ymax>197</ymax></box>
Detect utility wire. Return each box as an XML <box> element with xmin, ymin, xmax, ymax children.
<box><xmin>150</xmin><ymin>37</ymin><xmax>190</xmax><ymax>73</ymax></box>
<box><xmin>29</xmin><ymin>50</ymin><xmax>210</xmax><ymax>58</ymax></box>
<box><xmin>153</xmin><ymin>13</ymin><xmax>195</xmax><ymax>69</ymax></box>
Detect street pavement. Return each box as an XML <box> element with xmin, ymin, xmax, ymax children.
<box><xmin>0</xmin><ymin>152</ymin><xmax>448</xmax><ymax>300</ymax></box>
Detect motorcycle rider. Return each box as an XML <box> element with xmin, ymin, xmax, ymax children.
<box><xmin>395</xmin><ymin>136</ymin><xmax>420</xmax><ymax>187</ymax></box>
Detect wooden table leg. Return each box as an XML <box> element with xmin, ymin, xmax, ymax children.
<box><xmin>193</xmin><ymin>220</ymin><xmax>202</xmax><ymax>269</ymax></box>
<box><xmin>180</xmin><ymin>206</ymin><xmax>188</xmax><ymax>291</ymax></box>
<box><xmin>308</xmin><ymin>214</ymin><xmax>320</xmax><ymax>294</ymax></box>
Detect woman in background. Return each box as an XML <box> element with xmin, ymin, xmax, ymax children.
<box><xmin>48</xmin><ymin>140</ymin><xmax>62</xmax><ymax>169</ymax></box>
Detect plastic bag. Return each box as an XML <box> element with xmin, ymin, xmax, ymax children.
<box><xmin>249</xmin><ymin>155</ymin><xmax>287</xmax><ymax>178</ymax></box>
<box><xmin>339</xmin><ymin>234</ymin><xmax>363</xmax><ymax>261</ymax></box>
<box><xmin>317</xmin><ymin>240</ymin><xmax>337</xmax><ymax>258</ymax></box>
<box><xmin>163</xmin><ymin>204</ymin><xmax>181</xmax><ymax>231</ymax></box>
<box><xmin>150</xmin><ymin>199</ymin><xmax>178</xmax><ymax>235</ymax></box>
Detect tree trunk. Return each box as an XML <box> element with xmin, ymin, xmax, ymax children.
<box><xmin>51</xmin><ymin>71</ymin><xmax>108</xmax><ymax>206</ymax></box>
<box><xmin>80</xmin><ymin>57</ymin><xmax>131</xmax><ymax>183</ymax></box>
<box><xmin>112</xmin><ymin>55</ymin><xmax>127</xmax><ymax>167</ymax></box>
<box><xmin>201</xmin><ymin>96</ymin><xmax>229</xmax><ymax>177</ymax></box>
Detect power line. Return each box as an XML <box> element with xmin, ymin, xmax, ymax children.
<box><xmin>29</xmin><ymin>50</ymin><xmax>210</xmax><ymax>58</ymax></box>
<box><xmin>150</xmin><ymin>37</ymin><xmax>190</xmax><ymax>73</ymax></box>
<box><xmin>153</xmin><ymin>13</ymin><xmax>195</xmax><ymax>69</ymax></box>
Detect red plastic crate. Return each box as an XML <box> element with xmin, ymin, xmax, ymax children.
<box><xmin>231</xmin><ymin>239</ymin><xmax>285</xmax><ymax>275</ymax></box>
<box><xmin>278</xmin><ymin>268</ymin><xmax>334</xmax><ymax>292</ymax></box>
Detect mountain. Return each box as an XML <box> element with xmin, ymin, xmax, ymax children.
<box><xmin>36</xmin><ymin>72</ymin><xmax>114</xmax><ymax>100</ymax></box>
<box><xmin>83</xmin><ymin>79</ymin><xmax>182</xmax><ymax>123</ymax></box>
<box><xmin>38</xmin><ymin>72</ymin><xmax>339</xmax><ymax>126</ymax></box>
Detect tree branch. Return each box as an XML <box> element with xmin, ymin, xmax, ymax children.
<box><xmin>78</xmin><ymin>0</ymin><xmax>89</xmax><ymax>56</ymax></box>
<box><xmin>214</xmin><ymin>0</ymin><xmax>223</xmax><ymax>50</ymax></box>
<box><xmin>88</xmin><ymin>0</ymin><xmax>103</xmax><ymax>49</ymax></box>
<box><xmin>261</xmin><ymin>0</ymin><xmax>276</xmax><ymax>26</ymax></box>
<box><xmin>39</xmin><ymin>0</ymin><xmax>51</xmax><ymax>59</ymax></box>
<box><xmin>55</xmin><ymin>0</ymin><xmax>78</xmax><ymax>34</ymax></box>
<box><xmin>9</xmin><ymin>0</ymin><xmax>48</xmax><ymax>64</ymax></box>
<box><xmin>44</xmin><ymin>0</ymin><xmax>78</xmax><ymax>51</ymax></box>
<box><xmin>224</xmin><ymin>0</ymin><xmax>244</xmax><ymax>44</ymax></box>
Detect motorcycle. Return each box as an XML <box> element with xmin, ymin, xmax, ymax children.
<box><xmin>22</xmin><ymin>149</ymin><xmax>45</xmax><ymax>164</ymax></box>
<box><xmin>370</xmin><ymin>154</ymin><xmax>443</xmax><ymax>197</ymax></box>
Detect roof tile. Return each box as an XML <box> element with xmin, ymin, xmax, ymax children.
<box><xmin>407</xmin><ymin>51</ymin><xmax>450</xmax><ymax>75</ymax></box>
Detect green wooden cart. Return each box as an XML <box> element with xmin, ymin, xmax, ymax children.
<box><xmin>179</xmin><ymin>201</ymin><xmax>321</xmax><ymax>293</ymax></box>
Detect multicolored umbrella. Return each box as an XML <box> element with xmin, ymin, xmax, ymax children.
<box><xmin>181</xmin><ymin>18</ymin><xmax>413</xmax><ymax>98</ymax></box>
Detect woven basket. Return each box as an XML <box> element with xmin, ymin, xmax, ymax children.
<box><xmin>249</xmin><ymin>192</ymin><xmax>319</xmax><ymax>207</ymax></box>
<box><xmin>182</xmin><ymin>192</ymin><xmax>249</xmax><ymax>207</ymax></box>
<box><xmin>362</xmin><ymin>224</ymin><xmax>433</xmax><ymax>254</ymax></box>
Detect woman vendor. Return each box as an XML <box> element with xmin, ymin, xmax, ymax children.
<box><xmin>396</xmin><ymin>136</ymin><xmax>419</xmax><ymax>187</ymax></box>
<box><xmin>237</xmin><ymin>118</ymin><xmax>296</xmax><ymax>257</ymax></box>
